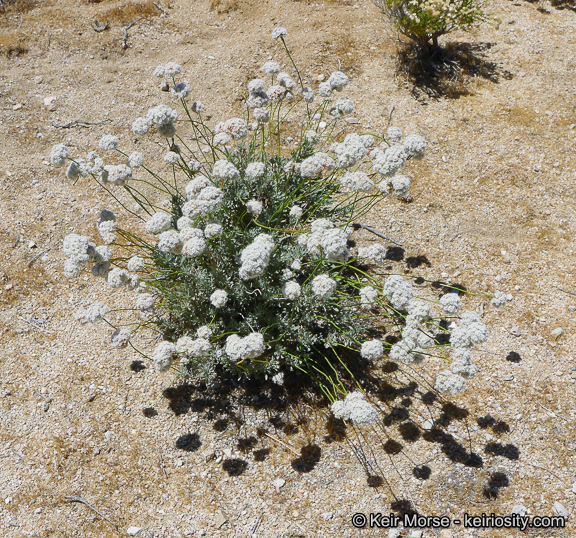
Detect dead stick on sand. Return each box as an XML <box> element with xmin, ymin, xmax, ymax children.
<box><xmin>64</xmin><ymin>496</ymin><xmax>118</xmax><ymax>530</ymax></box>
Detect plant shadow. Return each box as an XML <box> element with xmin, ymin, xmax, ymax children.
<box><xmin>397</xmin><ymin>41</ymin><xmax>513</xmax><ymax>101</ymax></box>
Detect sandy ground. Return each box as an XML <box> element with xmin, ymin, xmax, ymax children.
<box><xmin>1</xmin><ymin>0</ymin><xmax>576</xmax><ymax>536</ymax></box>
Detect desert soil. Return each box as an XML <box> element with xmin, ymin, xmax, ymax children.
<box><xmin>1</xmin><ymin>0</ymin><xmax>576</xmax><ymax>536</ymax></box>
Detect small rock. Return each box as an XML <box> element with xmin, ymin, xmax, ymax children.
<box><xmin>222</xmin><ymin>448</ymin><xmax>232</xmax><ymax>458</ymax></box>
<box><xmin>569</xmin><ymin>124</ymin><xmax>576</xmax><ymax>130</ymax></box>
<box><xmin>345</xmin><ymin>117</ymin><xmax>360</xmax><ymax>124</ymax></box>
<box><xmin>43</xmin><ymin>96</ymin><xmax>57</xmax><ymax>107</ymax></box>
<box><xmin>127</xmin><ymin>526</ymin><xmax>142</xmax><ymax>536</ymax></box>
<box><xmin>422</xmin><ymin>419</ymin><xmax>434</xmax><ymax>430</ymax></box>
<box><xmin>13</xmin><ymin>104</ymin><xmax>23</xmax><ymax>111</ymax></box>
<box><xmin>104</xmin><ymin>431</ymin><xmax>114</xmax><ymax>442</ymax></box>
<box><xmin>512</xmin><ymin>504</ymin><xmax>527</xmax><ymax>516</ymax></box>
<box><xmin>34</xmin><ymin>75</ymin><xmax>43</xmax><ymax>84</ymax></box>
<box><xmin>273</xmin><ymin>478</ymin><xmax>286</xmax><ymax>493</ymax></box>
<box><xmin>321</xmin><ymin>512</ymin><xmax>334</xmax><ymax>520</ymax></box>
<box><xmin>509</xmin><ymin>327</ymin><xmax>521</xmax><ymax>337</ymax></box>
<box><xmin>568</xmin><ymin>306</ymin><xmax>576</xmax><ymax>312</ymax></box>
<box><xmin>29</xmin><ymin>241</ymin><xmax>37</xmax><ymax>249</ymax></box>
<box><xmin>571</xmin><ymin>371</ymin><xmax>576</xmax><ymax>380</ymax></box>
<box><xmin>545</xmin><ymin>110</ymin><xmax>554</xmax><ymax>116</ymax></box>
<box><xmin>572</xmin><ymin>482</ymin><xmax>576</xmax><ymax>494</ymax></box>
<box><xmin>317</xmin><ymin>74</ymin><xmax>325</xmax><ymax>82</ymax></box>
<box><xmin>551</xmin><ymin>327</ymin><xmax>564</xmax><ymax>339</ymax></box>
<box><xmin>441</xmin><ymin>272</ymin><xmax>450</xmax><ymax>279</ymax></box>
<box><xmin>34</xmin><ymin>507</ymin><xmax>42</xmax><ymax>514</ymax></box>
<box><xmin>552</xmin><ymin>501</ymin><xmax>569</xmax><ymax>520</ymax></box>
<box><xmin>213</xmin><ymin>511</ymin><xmax>227</xmax><ymax>528</ymax></box>
<box><xmin>160</xmin><ymin>79</ymin><xmax>169</xmax><ymax>92</ymax></box>
<box><xmin>502</xmin><ymin>374</ymin><xmax>514</xmax><ymax>381</ymax></box>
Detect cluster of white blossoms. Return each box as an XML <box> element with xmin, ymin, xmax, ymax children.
<box><xmin>62</xmin><ymin>233</ymin><xmax>113</xmax><ymax>279</ymax></box>
<box><xmin>331</xmin><ymin>392</ymin><xmax>378</xmax><ymax>426</ymax></box>
<box><xmin>297</xmin><ymin>218</ymin><xmax>351</xmax><ymax>263</ymax></box>
<box><xmin>239</xmin><ymin>234</ymin><xmax>275</xmax><ymax>280</ymax></box>
<box><xmin>225</xmin><ymin>332</ymin><xmax>265</xmax><ymax>362</ymax></box>
<box><xmin>360</xmin><ymin>286</ymin><xmax>379</xmax><ymax>309</ymax></box>
<box><xmin>311</xmin><ymin>274</ymin><xmax>337</xmax><ymax>299</ymax></box>
<box><xmin>282</xmin><ymin>280</ymin><xmax>302</xmax><ymax>300</ymax></box>
<box><xmin>360</xmin><ymin>339</ymin><xmax>384</xmax><ymax>361</ymax></box>
<box><xmin>176</xmin><ymin>336</ymin><xmax>211</xmax><ymax>357</ymax></box>
<box><xmin>132</xmin><ymin>104</ymin><xmax>179</xmax><ymax>138</ymax></box>
<box><xmin>432</xmin><ymin>304</ymin><xmax>489</xmax><ymax>393</ymax></box>
<box><xmin>383</xmin><ymin>275</ymin><xmax>414</xmax><ymax>310</ymax></box>
<box><xmin>152</xmin><ymin>341</ymin><xmax>176</xmax><ymax>372</ymax></box>
<box><xmin>77</xmin><ymin>302</ymin><xmax>110</xmax><ymax>323</ymax></box>
<box><xmin>357</xmin><ymin>243</ymin><xmax>387</xmax><ymax>263</ymax></box>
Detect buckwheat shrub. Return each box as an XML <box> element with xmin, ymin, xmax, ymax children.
<box><xmin>52</xmin><ymin>29</ymin><xmax>497</xmax><ymax>410</ymax></box>
<box><xmin>373</xmin><ymin>0</ymin><xmax>496</xmax><ymax>54</ymax></box>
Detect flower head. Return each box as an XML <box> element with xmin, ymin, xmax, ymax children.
<box><xmin>50</xmin><ymin>144</ymin><xmax>70</xmax><ymax>166</ymax></box>
<box><xmin>311</xmin><ymin>274</ymin><xmax>337</xmax><ymax>298</ymax></box>
<box><xmin>331</xmin><ymin>392</ymin><xmax>377</xmax><ymax>426</ymax></box>
<box><xmin>99</xmin><ymin>135</ymin><xmax>119</xmax><ymax>151</ymax></box>
<box><xmin>210</xmin><ymin>289</ymin><xmax>228</xmax><ymax>308</ymax></box>
<box><xmin>261</xmin><ymin>61</ymin><xmax>281</xmax><ymax>76</ymax></box>
<box><xmin>271</xmin><ymin>27</ymin><xmax>287</xmax><ymax>39</ymax></box>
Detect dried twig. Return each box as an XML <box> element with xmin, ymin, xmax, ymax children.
<box><xmin>17</xmin><ymin>315</ymin><xmax>54</xmax><ymax>334</ymax></box>
<box><xmin>523</xmin><ymin>462</ymin><xmax>568</xmax><ymax>486</ymax></box>
<box><xmin>352</xmin><ymin>222</ymin><xmax>403</xmax><ymax>246</ymax></box>
<box><xmin>122</xmin><ymin>17</ymin><xmax>145</xmax><ymax>49</ymax></box>
<box><xmin>263</xmin><ymin>433</ymin><xmax>298</xmax><ymax>455</ymax></box>
<box><xmin>553</xmin><ymin>284</ymin><xmax>576</xmax><ymax>297</ymax></box>
<box><xmin>91</xmin><ymin>20</ymin><xmax>109</xmax><ymax>33</ymax></box>
<box><xmin>27</xmin><ymin>247</ymin><xmax>51</xmax><ymax>267</ymax></box>
<box><xmin>64</xmin><ymin>496</ymin><xmax>118</xmax><ymax>530</ymax></box>
<box><xmin>537</xmin><ymin>401</ymin><xmax>568</xmax><ymax>421</ymax></box>
<box><xmin>387</xmin><ymin>105</ymin><xmax>395</xmax><ymax>126</ymax></box>
<box><xmin>50</xmin><ymin>119</ymin><xmax>112</xmax><ymax>129</ymax></box>
<box><xmin>153</xmin><ymin>2</ymin><xmax>168</xmax><ymax>15</ymax></box>
<box><xmin>250</xmin><ymin>514</ymin><xmax>263</xmax><ymax>537</ymax></box>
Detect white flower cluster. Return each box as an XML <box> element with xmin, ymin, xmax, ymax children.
<box><xmin>360</xmin><ymin>339</ymin><xmax>384</xmax><ymax>360</ymax></box>
<box><xmin>153</xmin><ymin>341</ymin><xmax>176</xmax><ymax>372</ymax></box>
<box><xmin>360</xmin><ymin>286</ymin><xmax>379</xmax><ymax>309</ymax></box>
<box><xmin>357</xmin><ymin>243</ymin><xmax>387</xmax><ymax>263</ymax></box>
<box><xmin>225</xmin><ymin>333</ymin><xmax>265</xmax><ymax>361</ymax></box>
<box><xmin>176</xmin><ymin>336</ymin><xmax>211</xmax><ymax>357</ymax></box>
<box><xmin>339</xmin><ymin>171</ymin><xmax>374</xmax><ymax>193</ymax></box>
<box><xmin>78</xmin><ymin>302</ymin><xmax>110</xmax><ymax>323</ymax></box>
<box><xmin>132</xmin><ymin>104</ymin><xmax>179</xmax><ymax>138</ymax></box>
<box><xmin>239</xmin><ymin>234</ymin><xmax>275</xmax><ymax>280</ymax></box>
<box><xmin>215</xmin><ymin>118</ymin><xmax>248</xmax><ymax>140</ymax></box>
<box><xmin>330</xmin><ymin>133</ymin><xmax>368</xmax><ymax>169</ymax></box>
<box><xmin>299</xmin><ymin>152</ymin><xmax>335</xmax><ymax>178</ymax></box>
<box><xmin>331</xmin><ymin>392</ymin><xmax>378</xmax><ymax>426</ymax></box>
<box><xmin>282</xmin><ymin>280</ymin><xmax>301</xmax><ymax>300</ymax></box>
<box><xmin>210</xmin><ymin>289</ymin><xmax>228</xmax><ymax>308</ymax></box>
<box><xmin>383</xmin><ymin>275</ymin><xmax>414</xmax><ymax>310</ymax></box>
<box><xmin>297</xmin><ymin>218</ymin><xmax>351</xmax><ymax>262</ymax></box>
<box><xmin>182</xmin><ymin>182</ymin><xmax>224</xmax><ymax>220</ymax></box>
<box><xmin>440</xmin><ymin>292</ymin><xmax>462</xmax><ymax>315</ymax></box>
<box><xmin>311</xmin><ymin>274</ymin><xmax>337</xmax><ymax>298</ymax></box>
<box><xmin>111</xmin><ymin>328</ymin><xmax>131</xmax><ymax>348</ymax></box>
<box><xmin>153</xmin><ymin>61</ymin><xmax>182</xmax><ymax>78</ymax></box>
<box><xmin>99</xmin><ymin>135</ymin><xmax>119</xmax><ymax>151</ymax></box>
<box><xmin>450</xmin><ymin>311</ymin><xmax>488</xmax><ymax>348</ymax></box>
